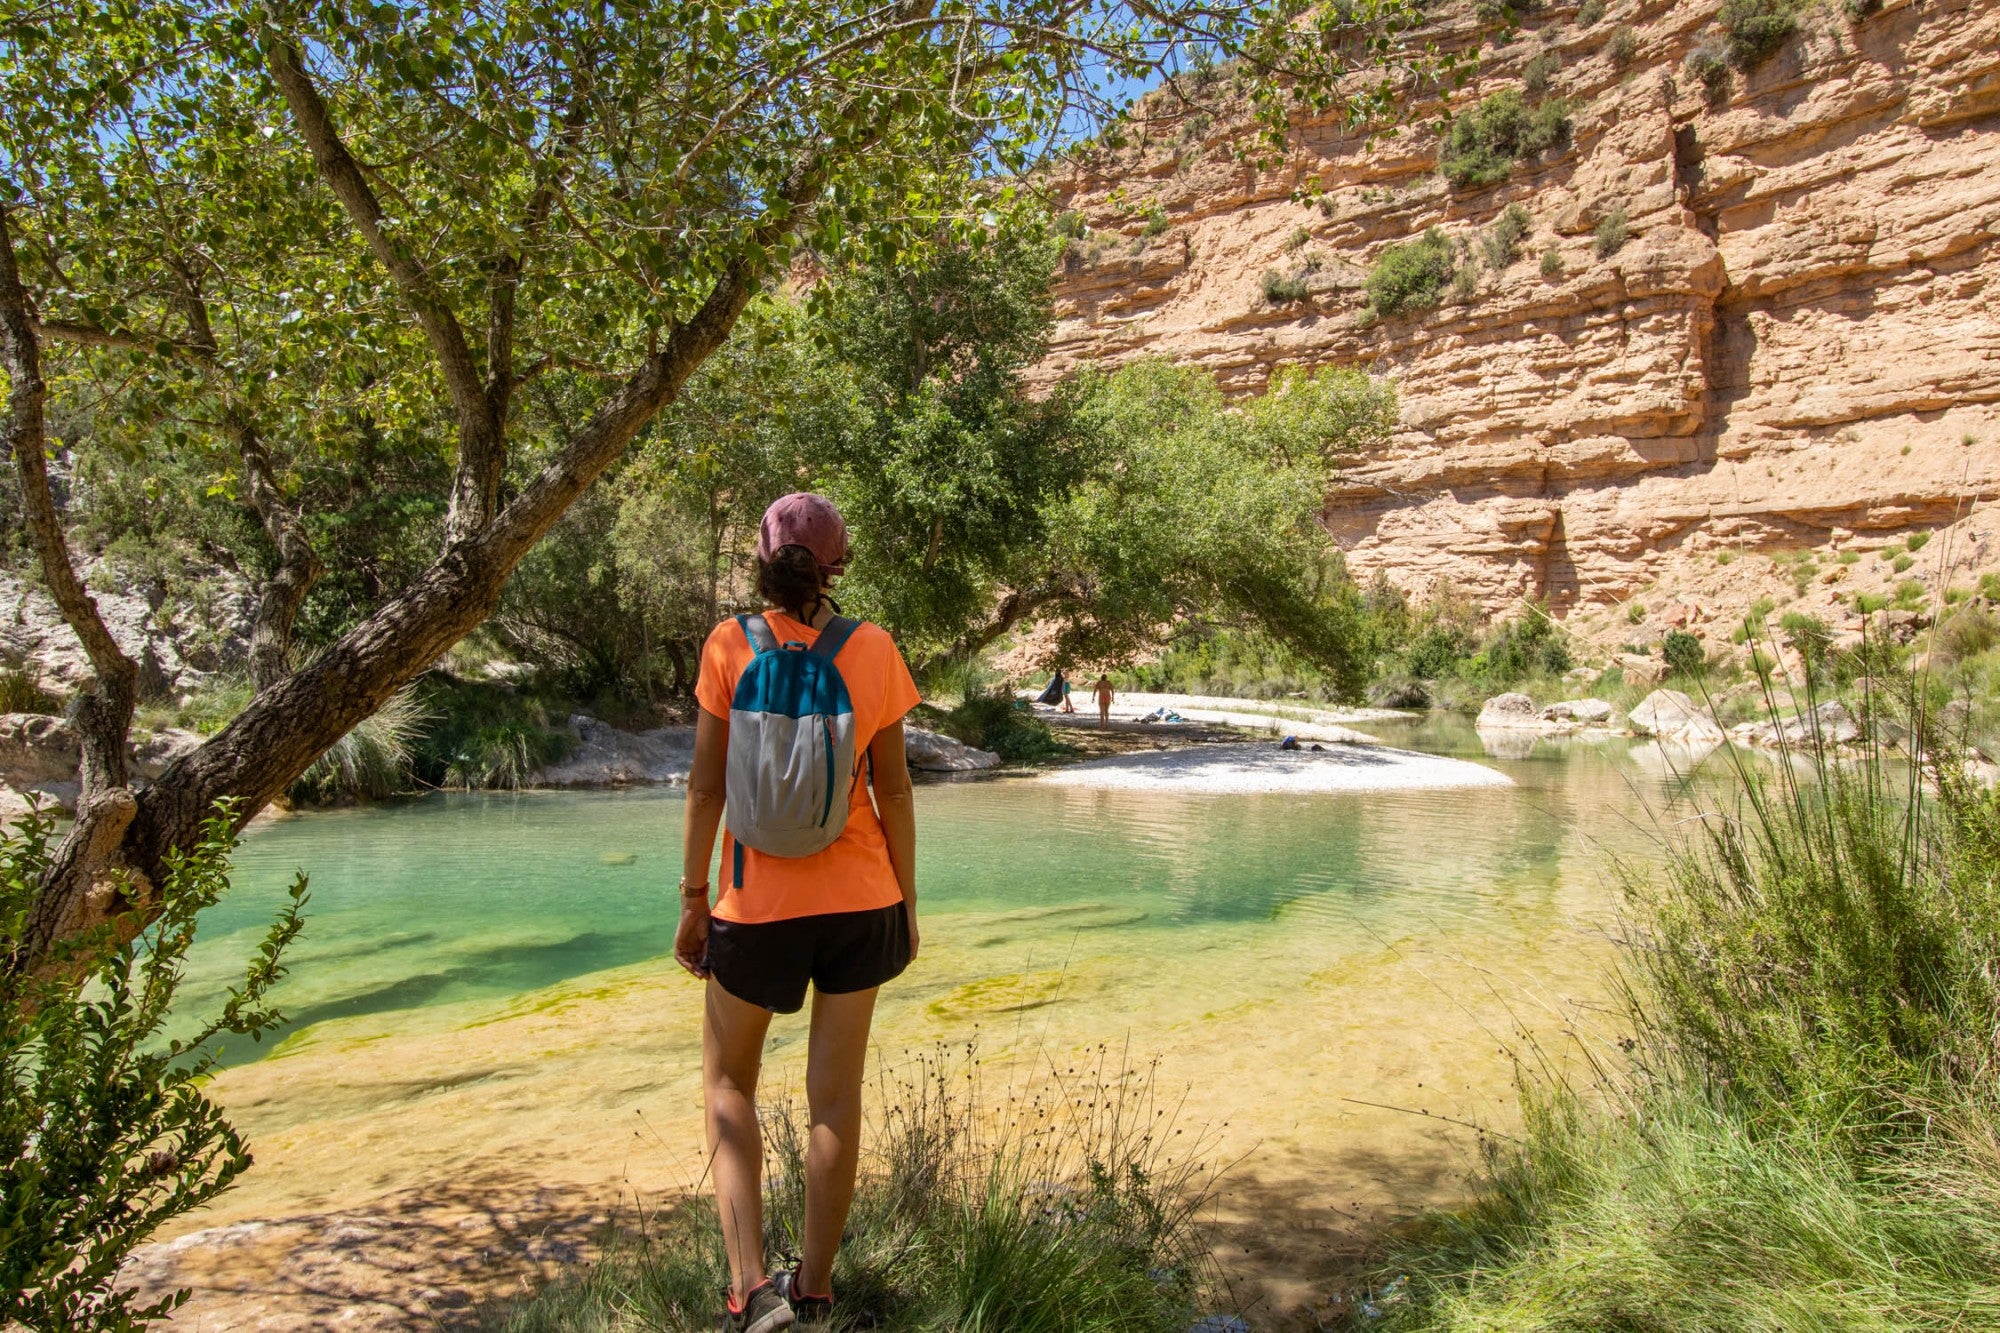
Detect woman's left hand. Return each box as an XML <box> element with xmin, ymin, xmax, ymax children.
<box><xmin>674</xmin><ymin>904</ymin><xmax>711</xmax><ymax>979</ymax></box>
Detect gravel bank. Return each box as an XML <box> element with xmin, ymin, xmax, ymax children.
<box><xmin>1037</xmin><ymin>740</ymin><xmax>1511</xmax><ymax>794</ymax></box>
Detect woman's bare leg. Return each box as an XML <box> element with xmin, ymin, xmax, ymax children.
<box><xmin>705</xmin><ymin>980</ymin><xmax>775</xmax><ymax>1304</ymax></box>
<box><xmin>797</xmin><ymin>985</ymin><xmax>879</xmax><ymax>1295</ymax></box>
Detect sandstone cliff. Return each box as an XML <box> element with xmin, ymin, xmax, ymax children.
<box><xmin>1040</xmin><ymin>0</ymin><xmax>2000</xmax><ymax>648</ymax></box>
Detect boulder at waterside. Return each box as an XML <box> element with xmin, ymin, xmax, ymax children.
<box><xmin>1541</xmin><ymin>698</ymin><xmax>1614</xmax><ymax>724</ymax></box>
<box><xmin>1475</xmin><ymin>692</ymin><xmax>1542</xmax><ymax>729</ymax></box>
<box><xmin>531</xmin><ymin>716</ymin><xmax>695</xmax><ymax>787</ymax></box>
<box><xmin>905</xmin><ymin>727</ymin><xmax>1001</xmax><ymax>772</ymax></box>
<box><xmin>1628</xmin><ymin>689</ymin><xmax>1725</xmax><ymax>745</ymax></box>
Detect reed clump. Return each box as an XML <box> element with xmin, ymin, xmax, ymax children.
<box><xmin>508</xmin><ymin>1048</ymin><xmax>1223</xmax><ymax>1332</ymax></box>
<box><xmin>1352</xmin><ymin>695</ymin><xmax>2000</xmax><ymax>1330</ymax></box>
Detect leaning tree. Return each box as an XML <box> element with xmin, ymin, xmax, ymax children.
<box><xmin>0</xmin><ymin>0</ymin><xmax>1439</xmax><ymax>972</ymax></box>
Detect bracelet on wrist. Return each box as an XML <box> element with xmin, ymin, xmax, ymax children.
<box><xmin>679</xmin><ymin>878</ymin><xmax>711</xmax><ymax>901</ymax></box>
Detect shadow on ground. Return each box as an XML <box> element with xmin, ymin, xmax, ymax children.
<box><xmin>125</xmin><ymin>1169</ymin><xmax>619</xmax><ymax>1331</ymax></box>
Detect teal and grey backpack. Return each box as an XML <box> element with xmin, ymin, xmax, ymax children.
<box><xmin>724</xmin><ymin>613</ymin><xmax>862</xmax><ymax>880</ymax></box>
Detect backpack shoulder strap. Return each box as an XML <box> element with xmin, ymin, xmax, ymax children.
<box><xmin>810</xmin><ymin>615</ymin><xmax>862</xmax><ymax>662</ymax></box>
<box><xmin>737</xmin><ymin>613</ymin><xmax>780</xmax><ymax>656</ymax></box>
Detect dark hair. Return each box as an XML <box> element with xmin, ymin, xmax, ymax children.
<box><xmin>756</xmin><ymin>544</ymin><xmax>831</xmax><ymax>622</ymax></box>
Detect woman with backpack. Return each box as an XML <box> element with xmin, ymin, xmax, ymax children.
<box><xmin>673</xmin><ymin>492</ymin><xmax>920</xmax><ymax>1333</ymax></box>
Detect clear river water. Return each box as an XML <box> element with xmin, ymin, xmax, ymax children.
<box><xmin>158</xmin><ymin>717</ymin><xmax>1740</xmax><ymax>1320</ymax></box>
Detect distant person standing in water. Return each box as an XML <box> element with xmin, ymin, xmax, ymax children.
<box><xmin>675</xmin><ymin>493</ymin><xmax>920</xmax><ymax>1332</ymax></box>
<box><xmin>1094</xmin><ymin>674</ymin><xmax>1114</xmax><ymax>726</ymax></box>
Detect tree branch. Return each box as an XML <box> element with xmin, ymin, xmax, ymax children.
<box><xmin>0</xmin><ymin>204</ymin><xmax>138</xmax><ymax>800</ymax></box>
<box><xmin>263</xmin><ymin>35</ymin><xmax>505</xmax><ymax>543</ymax></box>
<box><xmin>237</xmin><ymin>425</ymin><xmax>323</xmax><ymax>692</ymax></box>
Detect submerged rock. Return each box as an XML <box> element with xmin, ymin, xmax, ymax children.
<box><xmin>905</xmin><ymin>727</ymin><xmax>1001</xmax><ymax>772</ymax></box>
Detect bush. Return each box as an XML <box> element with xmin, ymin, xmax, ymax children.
<box><xmin>1522</xmin><ymin>49</ymin><xmax>1561</xmax><ymax>96</ymax></box>
<box><xmin>1906</xmin><ymin>530</ymin><xmax>1932</xmax><ymax>552</ymax></box>
<box><xmin>1475</xmin><ymin>0</ymin><xmax>1541</xmax><ymax>28</ymax></box>
<box><xmin>1685</xmin><ymin>42</ymin><xmax>1732</xmax><ymax>105</ymax></box>
<box><xmin>1606</xmin><ymin>24</ymin><xmax>1639</xmax><ymax>65</ymax></box>
<box><xmin>1140</xmin><ymin>205</ymin><xmax>1170</xmax><ymax>239</ymax></box>
<box><xmin>1720</xmin><ymin>0</ymin><xmax>1799</xmax><ymax>69</ymax></box>
<box><xmin>0</xmin><ymin>667</ymin><xmax>60</xmax><ymax>715</ymax></box>
<box><xmin>1261</xmin><ymin>269</ymin><xmax>1311</xmax><ymax>304</ymax></box>
<box><xmin>1054</xmin><ymin>210</ymin><xmax>1088</xmax><ymax>239</ymax></box>
<box><xmin>1845</xmin><ymin>0</ymin><xmax>1882</xmax><ymax>17</ymax></box>
<box><xmin>1936</xmin><ymin>606</ymin><xmax>1998</xmax><ymax>666</ymax></box>
<box><xmin>1471</xmin><ymin>611</ymin><xmax>1572</xmax><ymax>681</ymax></box>
<box><xmin>1286</xmin><ymin>225</ymin><xmax>1312</xmax><ymax>252</ymax></box>
<box><xmin>2</xmin><ymin>802</ymin><xmax>306</xmax><ymax>1329</ymax></box>
<box><xmin>1576</xmin><ymin>0</ymin><xmax>1605</xmax><ymax>25</ymax></box>
<box><xmin>1778</xmin><ymin>610</ymin><xmax>1832</xmax><ymax>681</ymax></box>
<box><xmin>409</xmin><ymin>677</ymin><xmax>574</xmax><ymax>790</ymax></box>
<box><xmin>1481</xmin><ymin>203</ymin><xmax>1533</xmax><ymax>269</ymax></box>
<box><xmin>508</xmin><ymin>1050</ymin><xmax>1218</xmax><ymax>1332</ymax></box>
<box><xmin>1365</xmin><ymin>229</ymin><xmax>1456</xmax><ymax>316</ymax></box>
<box><xmin>1438</xmin><ymin>88</ymin><xmax>1571</xmax><ymax>189</ymax></box>
<box><xmin>1539</xmin><ymin>244</ymin><xmax>1564</xmax><ymax>279</ymax></box>
<box><xmin>1593</xmin><ymin>204</ymin><xmax>1629</xmax><ymax>258</ymax></box>
<box><xmin>942</xmin><ymin>690</ymin><xmax>1073</xmax><ymax>763</ymax></box>
<box><xmin>1662</xmin><ymin>628</ymin><xmax>1705</xmax><ymax>677</ymax></box>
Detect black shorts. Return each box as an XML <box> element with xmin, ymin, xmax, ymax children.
<box><xmin>704</xmin><ymin>903</ymin><xmax>911</xmax><ymax>1014</ymax></box>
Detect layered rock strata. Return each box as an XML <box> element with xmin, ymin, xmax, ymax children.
<box><xmin>1041</xmin><ymin>0</ymin><xmax>2000</xmax><ymax>640</ymax></box>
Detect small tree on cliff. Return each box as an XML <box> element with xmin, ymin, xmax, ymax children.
<box><xmin>0</xmin><ymin>0</ymin><xmax>1442</xmax><ymax>973</ymax></box>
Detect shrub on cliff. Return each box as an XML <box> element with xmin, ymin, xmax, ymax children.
<box><xmin>1685</xmin><ymin>42</ymin><xmax>1732</xmax><ymax>104</ymax></box>
<box><xmin>1607</xmin><ymin>25</ymin><xmax>1639</xmax><ymax>65</ymax></box>
<box><xmin>1439</xmin><ymin>89</ymin><xmax>1571</xmax><ymax>189</ymax></box>
<box><xmin>1366</xmin><ymin>229</ymin><xmax>1456</xmax><ymax>316</ymax></box>
<box><xmin>1594</xmin><ymin>204</ymin><xmax>1629</xmax><ymax>258</ymax></box>
<box><xmin>1720</xmin><ymin>0</ymin><xmax>1799</xmax><ymax>68</ymax></box>
<box><xmin>1</xmin><ymin>802</ymin><xmax>305</xmax><ymax>1330</ymax></box>
<box><xmin>1261</xmin><ymin>269</ymin><xmax>1312</xmax><ymax>304</ymax></box>
<box><xmin>1522</xmin><ymin>49</ymin><xmax>1561</xmax><ymax>97</ymax></box>
<box><xmin>1482</xmin><ymin>204</ymin><xmax>1533</xmax><ymax>269</ymax></box>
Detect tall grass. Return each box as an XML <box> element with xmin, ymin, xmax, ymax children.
<box><xmin>1358</xmin><ymin>697</ymin><xmax>2000</xmax><ymax>1330</ymax></box>
<box><xmin>287</xmin><ymin>687</ymin><xmax>430</xmax><ymax>804</ymax></box>
<box><xmin>508</xmin><ymin>1048</ymin><xmax>1222</xmax><ymax>1332</ymax></box>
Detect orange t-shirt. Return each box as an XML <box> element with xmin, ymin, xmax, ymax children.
<box><xmin>695</xmin><ymin>610</ymin><xmax>922</xmax><ymax>924</ymax></box>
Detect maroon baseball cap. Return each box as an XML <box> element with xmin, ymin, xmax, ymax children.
<box><xmin>757</xmin><ymin>493</ymin><xmax>849</xmax><ymax>575</ymax></box>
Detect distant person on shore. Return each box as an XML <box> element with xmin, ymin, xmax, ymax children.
<box><xmin>1094</xmin><ymin>674</ymin><xmax>1114</xmax><ymax>726</ymax></box>
<box><xmin>675</xmin><ymin>493</ymin><xmax>920</xmax><ymax>1332</ymax></box>
<box><xmin>1061</xmin><ymin>672</ymin><xmax>1076</xmax><ymax>713</ymax></box>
